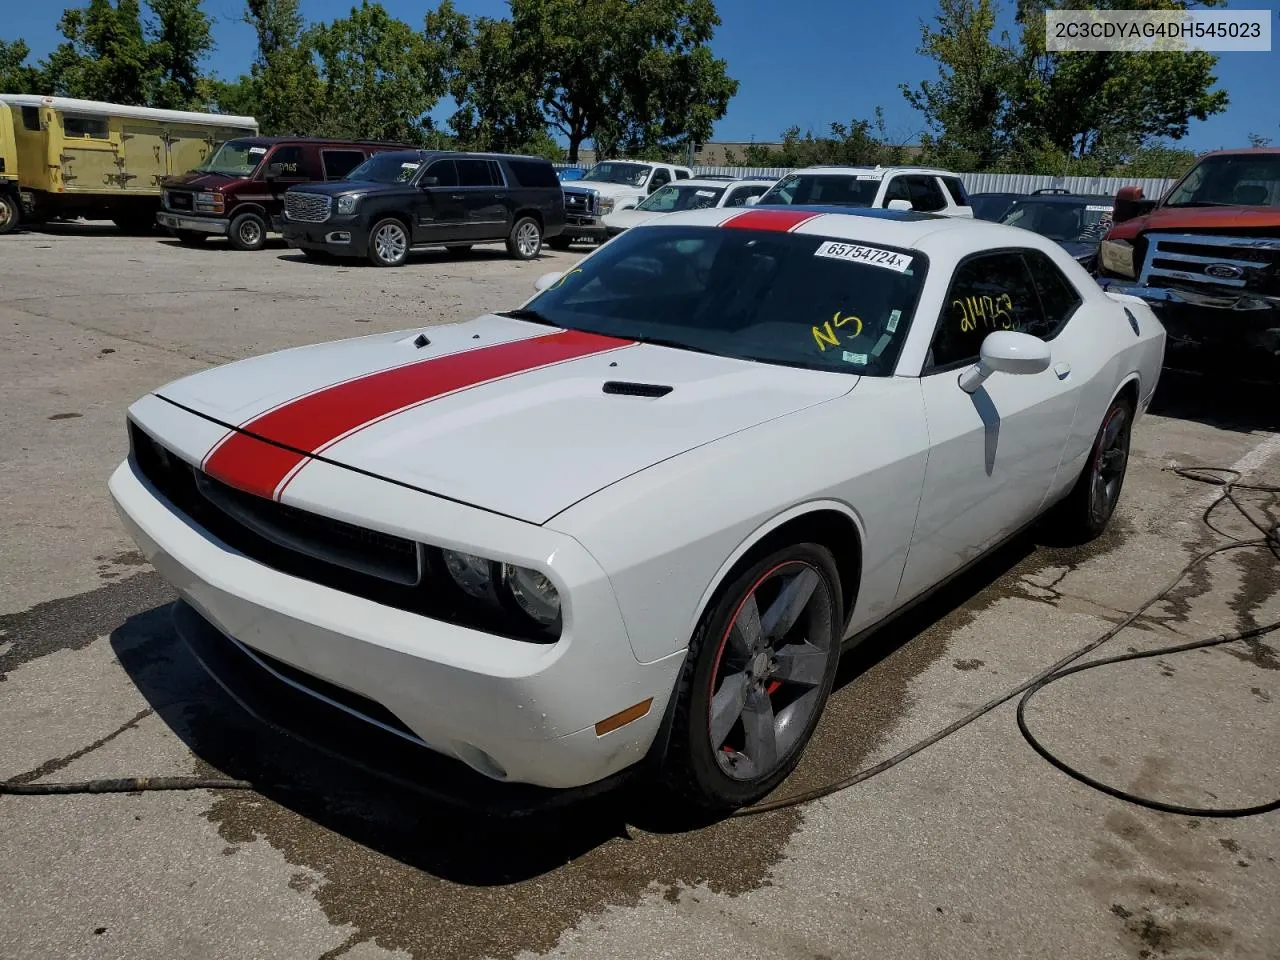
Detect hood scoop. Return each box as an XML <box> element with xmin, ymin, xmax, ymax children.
<box><xmin>602</xmin><ymin>380</ymin><xmax>673</xmax><ymax>398</ymax></box>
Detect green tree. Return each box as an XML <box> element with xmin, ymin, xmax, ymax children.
<box><xmin>309</xmin><ymin>1</ymin><xmax>449</xmax><ymax>143</ymax></box>
<box><xmin>147</xmin><ymin>0</ymin><xmax>215</xmax><ymax>109</ymax></box>
<box><xmin>731</xmin><ymin>111</ymin><xmax>900</xmax><ymax>168</ymax></box>
<box><xmin>42</xmin><ymin>0</ymin><xmax>156</xmax><ymax>104</ymax></box>
<box><xmin>213</xmin><ymin>0</ymin><xmax>322</xmax><ymax>133</ymax></box>
<box><xmin>507</xmin><ymin>0</ymin><xmax>738</xmax><ymax>162</ymax></box>
<box><xmin>0</xmin><ymin>39</ymin><xmax>42</xmax><ymax>94</ymax></box>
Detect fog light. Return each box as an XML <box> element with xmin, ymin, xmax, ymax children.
<box><xmin>325</xmin><ymin>231</ymin><xmax>351</xmax><ymax>244</ymax></box>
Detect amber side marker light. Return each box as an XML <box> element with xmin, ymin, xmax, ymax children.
<box><xmin>594</xmin><ymin>698</ymin><xmax>654</xmax><ymax>737</ymax></box>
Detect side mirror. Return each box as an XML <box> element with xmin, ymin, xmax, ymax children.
<box><xmin>745</xmin><ymin>195</ymin><xmax>760</xmax><ymax>206</ymax></box>
<box><xmin>1112</xmin><ymin>185</ymin><xmax>1155</xmax><ymax>223</ymax></box>
<box><xmin>887</xmin><ymin>199</ymin><xmax>913</xmax><ymax>211</ymax></box>
<box><xmin>420</xmin><ymin>176</ymin><xmax>439</xmax><ymax>188</ymax></box>
<box><xmin>265</xmin><ymin>162</ymin><xmax>283</xmax><ymax>180</ymax></box>
<box><xmin>957</xmin><ymin>331</ymin><xmax>1051</xmax><ymax>394</ymax></box>
<box><xmin>533</xmin><ymin>271</ymin><xmax>563</xmax><ymax>291</ymax></box>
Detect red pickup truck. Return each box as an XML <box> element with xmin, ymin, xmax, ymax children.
<box><xmin>1096</xmin><ymin>148</ymin><xmax>1280</xmax><ymax>380</ymax></box>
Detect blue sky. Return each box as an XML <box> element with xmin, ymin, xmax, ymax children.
<box><xmin>5</xmin><ymin>0</ymin><xmax>1277</xmax><ymax>150</ymax></box>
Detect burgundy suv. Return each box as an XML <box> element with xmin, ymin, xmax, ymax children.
<box><xmin>157</xmin><ymin>137</ymin><xmax>414</xmax><ymax>251</ymax></box>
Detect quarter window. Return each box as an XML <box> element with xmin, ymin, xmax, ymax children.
<box><xmin>1022</xmin><ymin>249</ymin><xmax>1082</xmax><ymax>338</ymax></box>
<box><xmin>505</xmin><ymin>159</ymin><xmax>558</xmax><ymax>187</ymax></box>
<box><xmin>321</xmin><ymin>149</ymin><xmax>365</xmax><ymax>180</ymax></box>
<box><xmin>928</xmin><ymin>252</ymin><xmax>1044</xmax><ymax>370</ymax></box>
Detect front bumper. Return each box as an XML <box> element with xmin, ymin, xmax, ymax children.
<box><xmin>108</xmin><ymin>448</ymin><xmax>684</xmax><ymax>792</ymax></box>
<box><xmin>157</xmin><ymin>211</ymin><xmax>229</xmax><ymax>235</ymax></box>
<box><xmin>281</xmin><ymin>220</ymin><xmax>367</xmax><ymax>257</ymax></box>
<box><xmin>562</xmin><ymin>214</ymin><xmax>608</xmax><ymax>240</ymax></box>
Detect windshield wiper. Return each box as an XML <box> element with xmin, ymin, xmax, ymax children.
<box><xmin>496</xmin><ymin>308</ymin><xmax>562</xmax><ymax>327</ymax></box>
<box><xmin>628</xmin><ymin>335</ymin><xmax>723</xmax><ymax>356</ymax></box>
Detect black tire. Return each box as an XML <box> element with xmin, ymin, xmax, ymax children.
<box><xmin>1046</xmin><ymin>393</ymin><xmax>1135</xmax><ymax>545</ymax></box>
<box><xmin>0</xmin><ymin>191</ymin><xmax>20</xmax><ymax>235</ymax></box>
<box><xmin>660</xmin><ymin>542</ymin><xmax>844</xmax><ymax>812</ymax></box>
<box><xmin>175</xmin><ymin>230</ymin><xmax>206</xmax><ymax>246</ymax></box>
<box><xmin>546</xmin><ymin>235</ymin><xmax>573</xmax><ymax>251</ymax></box>
<box><xmin>227</xmin><ymin>211</ymin><xmax>267</xmax><ymax>251</ymax></box>
<box><xmin>506</xmin><ymin>216</ymin><xmax>542</xmax><ymax>260</ymax></box>
<box><xmin>367</xmin><ymin>217</ymin><xmax>410</xmax><ymax>267</ymax></box>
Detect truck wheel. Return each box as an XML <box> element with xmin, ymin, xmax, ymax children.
<box><xmin>547</xmin><ymin>235</ymin><xmax>573</xmax><ymax>251</ymax></box>
<box><xmin>368</xmin><ymin>218</ymin><xmax>410</xmax><ymax>267</ymax></box>
<box><xmin>506</xmin><ymin>216</ymin><xmax>543</xmax><ymax>260</ymax></box>
<box><xmin>0</xmin><ymin>193</ymin><xmax>19</xmax><ymax>234</ymax></box>
<box><xmin>228</xmin><ymin>212</ymin><xmax>267</xmax><ymax>251</ymax></box>
<box><xmin>175</xmin><ymin>230</ymin><xmax>206</xmax><ymax>247</ymax></box>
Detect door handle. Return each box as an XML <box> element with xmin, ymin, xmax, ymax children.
<box><xmin>450</xmin><ymin>193</ymin><xmax>465</xmax><ymax>200</ymax></box>
<box><xmin>1054</xmin><ymin>362</ymin><xmax>1071</xmax><ymax>380</ymax></box>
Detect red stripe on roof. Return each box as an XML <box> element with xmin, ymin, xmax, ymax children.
<box><xmin>202</xmin><ymin>329</ymin><xmax>631</xmax><ymax>500</ymax></box>
<box><xmin>719</xmin><ymin>209</ymin><xmax>823</xmax><ymax>232</ymax></box>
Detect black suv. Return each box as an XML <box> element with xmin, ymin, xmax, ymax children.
<box><xmin>279</xmin><ymin>150</ymin><xmax>566</xmax><ymax>266</ymax></box>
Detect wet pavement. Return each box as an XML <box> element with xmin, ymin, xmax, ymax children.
<box><xmin>1</xmin><ymin>228</ymin><xmax>1277</xmax><ymax>960</ymax></box>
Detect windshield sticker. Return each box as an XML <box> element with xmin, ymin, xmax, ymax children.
<box><xmin>954</xmin><ymin>293</ymin><xmax>1015</xmax><ymax>333</ymax></box>
<box><xmin>856</xmin><ymin>174</ymin><xmax>882</xmax><ymax>181</ymax></box>
<box><xmin>812</xmin><ymin>311</ymin><xmax>863</xmax><ymax>351</ymax></box>
<box><xmin>814</xmin><ymin>241</ymin><xmax>913</xmax><ymax>273</ymax></box>
<box><xmin>401</xmin><ymin>162</ymin><xmax>421</xmax><ymax>171</ymax></box>
<box><xmin>695</xmin><ymin>189</ymin><xmax>716</xmax><ymax>197</ymax></box>
<box><xmin>1085</xmin><ymin>204</ymin><xmax>1113</xmax><ymax>212</ymax></box>
<box><xmin>248</xmin><ymin>147</ymin><xmax>267</xmax><ymax>155</ymax></box>
<box><xmin>886</xmin><ymin>308</ymin><xmax>902</xmax><ymax>333</ymax></box>
<box><xmin>842</xmin><ymin>351</ymin><xmax>869</xmax><ymax>365</ymax></box>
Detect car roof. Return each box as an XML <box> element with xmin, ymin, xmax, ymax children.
<box><xmin>671</xmin><ymin>178</ymin><xmax>772</xmax><ymax>189</ymax></box>
<box><xmin>788</xmin><ymin>165</ymin><xmax>962</xmax><ymax>177</ymax></box>
<box><xmin>361</xmin><ymin>148</ymin><xmax>554</xmax><ymax>163</ymax></box>
<box><xmin>632</xmin><ymin>205</ymin><xmax>1053</xmax><ymax>256</ymax></box>
<box><xmin>231</xmin><ymin>136</ymin><xmax>417</xmax><ymax>148</ymax></box>
<box><xmin>1008</xmin><ymin>193</ymin><xmax>1115</xmax><ymax>204</ymax></box>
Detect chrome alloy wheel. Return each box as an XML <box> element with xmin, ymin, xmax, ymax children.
<box><xmin>707</xmin><ymin>561</ymin><xmax>836</xmax><ymax>781</ymax></box>
<box><xmin>515</xmin><ymin>219</ymin><xmax>541</xmax><ymax>257</ymax></box>
<box><xmin>1089</xmin><ymin>405</ymin><xmax>1130</xmax><ymax>527</ymax></box>
<box><xmin>237</xmin><ymin>217</ymin><xmax>262</xmax><ymax>247</ymax></box>
<box><xmin>374</xmin><ymin>222</ymin><xmax>408</xmax><ymax>264</ymax></box>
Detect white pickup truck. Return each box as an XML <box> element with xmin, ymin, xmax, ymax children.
<box><xmin>553</xmin><ymin>159</ymin><xmax>694</xmax><ymax>248</ymax></box>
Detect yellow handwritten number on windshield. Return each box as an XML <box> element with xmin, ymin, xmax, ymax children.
<box><xmin>812</xmin><ymin>311</ymin><xmax>863</xmax><ymax>351</ymax></box>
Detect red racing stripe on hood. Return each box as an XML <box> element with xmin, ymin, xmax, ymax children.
<box><xmin>719</xmin><ymin>209</ymin><xmax>824</xmax><ymax>232</ymax></box>
<box><xmin>202</xmin><ymin>329</ymin><xmax>632</xmax><ymax>500</ymax></box>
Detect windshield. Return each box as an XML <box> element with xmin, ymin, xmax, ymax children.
<box><xmin>757</xmin><ymin>173</ymin><xmax>881</xmax><ymax>208</ymax></box>
<box><xmin>346</xmin><ymin>153</ymin><xmax>422</xmax><ymax>184</ymax></box>
<box><xmin>1000</xmin><ymin>199</ymin><xmax>1114</xmax><ymax>242</ymax></box>
<box><xmin>522</xmin><ymin>225</ymin><xmax>925</xmax><ymax>377</ymax></box>
<box><xmin>1165</xmin><ymin>154</ymin><xmax>1280</xmax><ymax>207</ymax></box>
<box><xmin>581</xmin><ymin>162</ymin><xmax>651</xmax><ymax>186</ymax></box>
<box><xmin>970</xmin><ymin>194</ymin><xmax>1017</xmax><ymax>221</ymax></box>
<box><xmin>636</xmin><ymin>184</ymin><xmax>726</xmax><ymax>212</ymax></box>
<box><xmin>196</xmin><ymin>140</ymin><xmax>267</xmax><ymax>177</ymax></box>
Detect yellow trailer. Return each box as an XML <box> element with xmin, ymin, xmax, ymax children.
<box><xmin>0</xmin><ymin>94</ymin><xmax>257</xmax><ymax>233</ymax></box>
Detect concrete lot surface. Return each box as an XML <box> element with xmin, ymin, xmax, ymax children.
<box><xmin>1</xmin><ymin>226</ymin><xmax>1277</xmax><ymax>960</ymax></box>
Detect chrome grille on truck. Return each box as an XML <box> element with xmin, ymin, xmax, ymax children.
<box><xmin>1140</xmin><ymin>232</ymin><xmax>1280</xmax><ymax>296</ymax></box>
<box><xmin>562</xmin><ymin>188</ymin><xmax>595</xmax><ymax>215</ymax></box>
<box><xmin>284</xmin><ymin>192</ymin><xmax>332</xmax><ymax>223</ymax></box>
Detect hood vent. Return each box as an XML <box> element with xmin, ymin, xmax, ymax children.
<box><xmin>602</xmin><ymin>380</ymin><xmax>673</xmax><ymax>398</ymax></box>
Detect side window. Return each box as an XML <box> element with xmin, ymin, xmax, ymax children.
<box><xmin>321</xmin><ymin>150</ymin><xmax>365</xmax><ymax>180</ymax></box>
<box><xmin>940</xmin><ymin>176</ymin><xmax>970</xmax><ymax>207</ymax></box>
<box><xmin>21</xmin><ymin>106</ymin><xmax>41</xmax><ymax>131</ymax></box>
<box><xmin>63</xmin><ymin>114</ymin><xmax>109</xmax><ymax>139</ymax></box>
<box><xmin>505</xmin><ymin>159</ymin><xmax>559</xmax><ymax>187</ymax></box>
<box><xmin>674</xmin><ymin>169</ymin><xmax>690</xmax><ymax>180</ymax></box>
<box><xmin>725</xmin><ymin>186</ymin><xmax>765</xmax><ymax>207</ymax></box>
<box><xmin>266</xmin><ymin>145</ymin><xmax>306</xmax><ymax>179</ymax></box>
<box><xmin>1022</xmin><ymin>249</ymin><xmax>1083</xmax><ymax>339</ymax></box>
<box><xmin>883</xmin><ymin>177</ymin><xmax>911</xmax><ymax>204</ymax></box>
<box><xmin>904</xmin><ymin>175</ymin><xmax>947</xmax><ymax>212</ymax></box>
<box><xmin>928</xmin><ymin>253</ymin><xmax>1044</xmax><ymax>370</ymax></box>
<box><xmin>649</xmin><ymin>168</ymin><xmax>672</xmax><ymax>191</ymax></box>
<box><xmin>424</xmin><ymin>158</ymin><xmax>458</xmax><ymax>187</ymax></box>
<box><xmin>457</xmin><ymin>157</ymin><xmax>497</xmax><ymax>187</ymax></box>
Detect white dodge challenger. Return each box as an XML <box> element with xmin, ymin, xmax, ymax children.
<box><xmin>110</xmin><ymin>206</ymin><xmax>1165</xmax><ymax>811</ymax></box>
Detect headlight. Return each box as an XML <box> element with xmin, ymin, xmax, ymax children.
<box><xmin>441</xmin><ymin>549</ymin><xmax>561</xmax><ymax>628</ymax></box>
<box><xmin>597</xmin><ymin>197</ymin><xmax>615</xmax><ymax>215</ymax></box>
<box><xmin>336</xmin><ymin>194</ymin><xmax>360</xmax><ymax>215</ymax></box>
<box><xmin>1099</xmin><ymin>239</ymin><xmax>1135</xmax><ymax>278</ymax></box>
<box><xmin>194</xmin><ymin>191</ymin><xmax>224</xmax><ymax>213</ymax></box>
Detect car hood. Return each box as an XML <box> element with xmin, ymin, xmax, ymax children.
<box><xmin>1115</xmin><ymin>203</ymin><xmax>1280</xmax><ymax>237</ymax></box>
<box><xmin>1058</xmin><ymin>239</ymin><xmax>1099</xmax><ymax>260</ymax></box>
<box><xmin>156</xmin><ymin>316</ymin><xmax>857</xmax><ymax>524</ymax></box>
<box><xmin>288</xmin><ymin>179</ymin><xmax>405</xmax><ymax>199</ymax></box>
<box><xmin>162</xmin><ymin>171</ymin><xmax>245</xmax><ymax>190</ymax></box>
<box><xmin>564</xmin><ymin>182</ymin><xmax>644</xmax><ymax>199</ymax></box>
<box><xmin>603</xmin><ymin>208</ymin><xmax>662</xmax><ymax>230</ymax></box>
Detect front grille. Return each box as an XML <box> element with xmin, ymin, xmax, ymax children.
<box><xmin>1140</xmin><ymin>232</ymin><xmax>1280</xmax><ymax>298</ymax></box>
<box><xmin>563</xmin><ymin>189</ymin><xmax>595</xmax><ymax>215</ymax></box>
<box><xmin>127</xmin><ymin>421</ymin><xmax>558</xmax><ymax>642</ymax></box>
<box><xmin>285</xmin><ymin>192</ymin><xmax>331</xmax><ymax>223</ymax></box>
<box><xmin>166</xmin><ymin>190</ymin><xmax>193</xmax><ymax>211</ymax></box>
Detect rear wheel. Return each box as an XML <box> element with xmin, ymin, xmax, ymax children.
<box><xmin>506</xmin><ymin>216</ymin><xmax>542</xmax><ymax>260</ymax></box>
<box><xmin>1047</xmin><ymin>393</ymin><xmax>1134</xmax><ymax>544</ymax></box>
<box><xmin>368</xmin><ymin>218</ymin><xmax>410</xmax><ymax>267</ymax></box>
<box><xmin>0</xmin><ymin>192</ymin><xmax>19</xmax><ymax>234</ymax></box>
<box><xmin>228</xmin><ymin>211</ymin><xmax>267</xmax><ymax>251</ymax></box>
<box><xmin>661</xmin><ymin>543</ymin><xmax>844</xmax><ymax>811</ymax></box>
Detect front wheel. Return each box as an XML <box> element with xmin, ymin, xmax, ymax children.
<box><xmin>1046</xmin><ymin>393</ymin><xmax>1134</xmax><ymax>544</ymax></box>
<box><xmin>367</xmin><ymin>218</ymin><xmax>410</xmax><ymax>267</ymax></box>
<box><xmin>227</xmin><ymin>212</ymin><xmax>267</xmax><ymax>251</ymax></box>
<box><xmin>506</xmin><ymin>216</ymin><xmax>542</xmax><ymax>260</ymax></box>
<box><xmin>661</xmin><ymin>543</ymin><xmax>844</xmax><ymax>811</ymax></box>
<box><xmin>0</xmin><ymin>192</ymin><xmax>20</xmax><ymax>234</ymax></box>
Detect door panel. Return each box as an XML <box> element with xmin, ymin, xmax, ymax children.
<box><xmin>455</xmin><ymin>158</ymin><xmax>508</xmax><ymax>240</ymax></box>
<box><xmin>411</xmin><ymin>158</ymin><xmax>464</xmax><ymax>242</ymax></box>
<box><xmin>121</xmin><ymin>125</ymin><xmax>165</xmax><ymax>191</ymax></box>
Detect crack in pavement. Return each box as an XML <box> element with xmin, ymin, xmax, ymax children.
<box><xmin>8</xmin><ymin>707</ymin><xmax>154</xmax><ymax>784</ymax></box>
